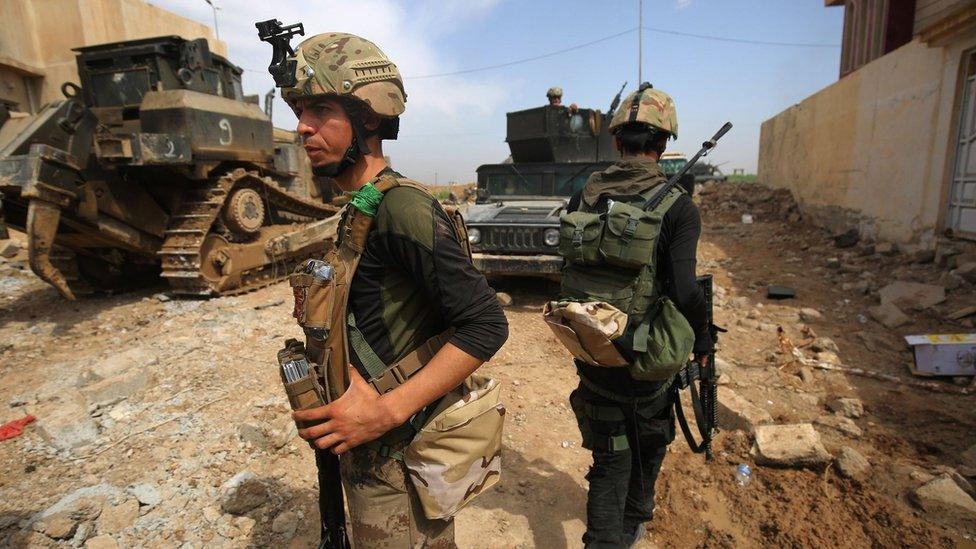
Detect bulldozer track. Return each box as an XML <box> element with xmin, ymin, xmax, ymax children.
<box><xmin>159</xmin><ymin>168</ymin><xmax>338</xmax><ymax>296</ymax></box>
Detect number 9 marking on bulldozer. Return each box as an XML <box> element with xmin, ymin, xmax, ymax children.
<box><xmin>219</xmin><ymin>119</ymin><xmax>233</xmax><ymax>145</ymax></box>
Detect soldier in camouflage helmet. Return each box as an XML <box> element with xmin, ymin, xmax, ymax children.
<box><xmin>283</xmin><ymin>32</ymin><xmax>509</xmax><ymax>548</ymax></box>
<box><xmin>562</xmin><ymin>83</ymin><xmax>714</xmax><ymax>547</ymax></box>
<box><xmin>547</xmin><ymin>86</ymin><xmax>563</xmax><ymax>106</ymax></box>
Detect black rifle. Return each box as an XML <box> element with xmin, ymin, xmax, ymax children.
<box><xmin>643</xmin><ymin>122</ymin><xmax>733</xmax><ymax>211</ymax></box>
<box><xmin>314</xmin><ymin>450</ymin><xmax>351</xmax><ymax>549</ymax></box>
<box><xmin>255</xmin><ymin>19</ymin><xmax>305</xmax><ymax>87</ymax></box>
<box><xmin>674</xmin><ymin>275</ymin><xmax>723</xmax><ymax>460</ymax></box>
<box><xmin>606</xmin><ymin>81</ymin><xmax>628</xmax><ymax>117</ymax></box>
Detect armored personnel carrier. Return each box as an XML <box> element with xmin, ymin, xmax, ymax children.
<box><xmin>466</xmin><ymin>91</ymin><xmax>622</xmax><ymax>279</ymax></box>
<box><xmin>0</xmin><ymin>36</ymin><xmax>338</xmax><ymax>299</ymax></box>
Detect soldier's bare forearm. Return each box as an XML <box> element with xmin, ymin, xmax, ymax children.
<box><xmin>381</xmin><ymin>343</ymin><xmax>484</xmax><ymax>425</ymax></box>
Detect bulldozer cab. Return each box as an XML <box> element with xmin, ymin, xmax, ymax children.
<box><xmin>73</xmin><ymin>36</ymin><xmax>243</xmax><ymax>120</ymax></box>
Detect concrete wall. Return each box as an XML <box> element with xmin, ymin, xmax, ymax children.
<box><xmin>0</xmin><ymin>0</ymin><xmax>225</xmax><ymax>111</ymax></box>
<box><xmin>758</xmin><ymin>32</ymin><xmax>976</xmax><ymax>244</ymax></box>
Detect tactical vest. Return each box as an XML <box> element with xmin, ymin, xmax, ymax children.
<box><xmin>544</xmin><ymin>182</ymin><xmax>695</xmax><ymax>381</ymax></box>
<box><xmin>287</xmin><ymin>173</ymin><xmax>503</xmax><ymax>520</ymax></box>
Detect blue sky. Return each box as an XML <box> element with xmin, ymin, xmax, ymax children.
<box><xmin>151</xmin><ymin>0</ymin><xmax>844</xmax><ymax>183</ymax></box>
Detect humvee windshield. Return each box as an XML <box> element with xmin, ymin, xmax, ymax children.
<box><xmin>481</xmin><ymin>165</ymin><xmax>603</xmax><ymax>198</ymax></box>
<box><xmin>660</xmin><ymin>156</ymin><xmax>687</xmax><ymax>175</ymax></box>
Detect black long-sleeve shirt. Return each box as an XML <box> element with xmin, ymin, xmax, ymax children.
<box><xmin>348</xmin><ymin>173</ymin><xmax>509</xmax><ymax>375</ymax></box>
<box><xmin>567</xmin><ymin>190</ymin><xmax>713</xmax><ymax>395</ymax></box>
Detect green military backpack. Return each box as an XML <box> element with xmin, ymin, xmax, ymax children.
<box><xmin>543</xmin><ymin>183</ymin><xmax>695</xmax><ymax>381</ymax></box>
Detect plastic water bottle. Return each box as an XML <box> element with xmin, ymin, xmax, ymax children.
<box><xmin>735</xmin><ymin>464</ymin><xmax>752</xmax><ymax>486</ymax></box>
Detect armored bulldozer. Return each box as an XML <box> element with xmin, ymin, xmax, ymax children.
<box><xmin>466</xmin><ymin>89</ymin><xmax>623</xmax><ymax>279</ymax></box>
<box><xmin>0</xmin><ymin>36</ymin><xmax>339</xmax><ymax>299</ymax></box>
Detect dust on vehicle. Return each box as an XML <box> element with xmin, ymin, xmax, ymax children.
<box><xmin>0</xmin><ymin>36</ymin><xmax>339</xmax><ymax>299</ymax></box>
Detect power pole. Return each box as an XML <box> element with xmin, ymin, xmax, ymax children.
<box><xmin>638</xmin><ymin>0</ymin><xmax>643</xmax><ymax>84</ymax></box>
<box><xmin>204</xmin><ymin>0</ymin><xmax>220</xmax><ymax>40</ymax></box>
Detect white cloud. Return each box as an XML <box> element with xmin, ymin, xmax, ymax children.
<box><xmin>148</xmin><ymin>0</ymin><xmax>508</xmax><ymax>123</ymax></box>
<box><xmin>676</xmin><ymin>0</ymin><xmax>692</xmax><ymax>9</ymax></box>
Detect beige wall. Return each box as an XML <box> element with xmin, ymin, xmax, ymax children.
<box><xmin>758</xmin><ymin>32</ymin><xmax>976</xmax><ymax>244</ymax></box>
<box><xmin>0</xmin><ymin>0</ymin><xmax>225</xmax><ymax>111</ymax></box>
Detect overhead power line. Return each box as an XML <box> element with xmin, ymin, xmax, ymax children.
<box><xmin>405</xmin><ymin>27</ymin><xmax>639</xmax><ymax>80</ymax></box>
<box><xmin>642</xmin><ymin>26</ymin><xmax>841</xmax><ymax>48</ymax></box>
<box><xmin>242</xmin><ymin>26</ymin><xmax>840</xmax><ymax>80</ymax></box>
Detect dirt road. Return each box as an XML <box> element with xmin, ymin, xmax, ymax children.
<box><xmin>0</xmin><ymin>182</ymin><xmax>974</xmax><ymax>548</ymax></box>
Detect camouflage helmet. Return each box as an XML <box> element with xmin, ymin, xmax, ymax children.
<box><xmin>608</xmin><ymin>83</ymin><xmax>678</xmax><ymax>138</ymax></box>
<box><xmin>282</xmin><ymin>32</ymin><xmax>406</xmax><ymax>118</ymax></box>
<box><xmin>546</xmin><ymin>86</ymin><xmax>563</xmax><ymax>98</ymax></box>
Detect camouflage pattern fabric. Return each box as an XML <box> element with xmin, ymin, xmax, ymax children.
<box><xmin>608</xmin><ymin>84</ymin><xmax>678</xmax><ymax>137</ymax></box>
<box><xmin>341</xmin><ymin>444</ymin><xmax>456</xmax><ymax>548</ymax></box>
<box><xmin>547</xmin><ymin>86</ymin><xmax>563</xmax><ymax>98</ymax></box>
<box><xmin>403</xmin><ymin>375</ymin><xmax>504</xmax><ymax>520</ymax></box>
<box><xmin>282</xmin><ymin>32</ymin><xmax>406</xmax><ymax>117</ymax></box>
<box><xmin>544</xmin><ymin>301</ymin><xmax>629</xmax><ymax>367</ymax></box>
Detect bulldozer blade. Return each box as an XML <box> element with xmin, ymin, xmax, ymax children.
<box><xmin>26</xmin><ymin>199</ymin><xmax>76</xmax><ymax>300</ymax></box>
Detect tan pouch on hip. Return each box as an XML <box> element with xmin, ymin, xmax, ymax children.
<box><xmin>402</xmin><ymin>375</ymin><xmax>504</xmax><ymax>520</ymax></box>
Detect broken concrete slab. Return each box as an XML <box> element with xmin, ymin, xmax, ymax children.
<box><xmin>83</xmin><ymin>347</ymin><xmax>160</xmax><ymax>384</ymax></box>
<box><xmin>496</xmin><ymin>292</ymin><xmax>513</xmax><ymax>307</ymax></box>
<box><xmin>0</xmin><ymin>239</ymin><xmax>20</xmax><ymax>258</ymax></box>
<box><xmin>836</xmin><ymin>446</ymin><xmax>870</xmax><ymax>479</ymax></box>
<box><xmin>82</xmin><ymin>369</ymin><xmax>154</xmax><ymax>407</ymax></box>
<box><xmin>750</xmin><ymin>424</ymin><xmax>832</xmax><ymax>468</ymax></box>
<box><xmin>878</xmin><ymin>281</ymin><xmax>946</xmax><ymax>311</ymax></box>
<box><xmin>910</xmin><ymin>475</ymin><xmax>976</xmax><ymax>529</ymax></box>
<box><xmin>84</xmin><ymin>534</ymin><xmax>118</xmax><ymax>549</ymax></box>
<box><xmin>33</xmin><ymin>390</ymin><xmax>100</xmax><ymax>451</ymax></box>
<box><xmin>827</xmin><ymin>397</ymin><xmax>864</xmax><ymax>418</ymax></box>
<box><xmin>814</xmin><ymin>414</ymin><xmax>863</xmax><ymax>438</ymax></box>
<box><xmin>868</xmin><ymin>302</ymin><xmax>910</xmax><ymax>329</ymax></box>
<box><xmin>956</xmin><ymin>262</ymin><xmax>976</xmax><ymax>285</ymax></box>
<box><xmin>717</xmin><ymin>387</ymin><xmax>773</xmax><ymax>434</ymax></box>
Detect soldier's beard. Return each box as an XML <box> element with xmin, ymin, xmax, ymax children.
<box><xmin>312</xmin><ymin>140</ymin><xmax>361</xmax><ymax>178</ymax></box>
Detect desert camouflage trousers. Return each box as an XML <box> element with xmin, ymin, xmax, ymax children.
<box><xmin>340</xmin><ymin>444</ymin><xmax>456</xmax><ymax>548</ymax></box>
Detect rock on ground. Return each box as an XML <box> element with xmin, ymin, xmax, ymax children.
<box><xmin>128</xmin><ymin>484</ymin><xmax>161</xmax><ymax>507</ymax></box>
<box><xmin>799</xmin><ymin>308</ymin><xmax>822</xmax><ymax>322</ymax></box>
<box><xmin>0</xmin><ymin>239</ymin><xmax>20</xmax><ymax>258</ymax></box>
<box><xmin>911</xmin><ymin>475</ymin><xmax>976</xmax><ymax>529</ymax></box>
<box><xmin>32</xmin><ymin>390</ymin><xmax>99</xmax><ymax>450</ymax></box>
<box><xmin>96</xmin><ymin>499</ymin><xmax>138</xmax><ymax>535</ymax></box>
<box><xmin>496</xmin><ymin>292</ymin><xmax>513</xmax><ymax>307</ymax></box>
<box><xmin>271</xmin><ymin>510</ymin><xmax>299</xmax><ymax>537</ymax></box>
<box><xmin>878</xmin><ymin>281</ymin><xmax>946</xmax><ymax>311</ymax></box>
<box><xmin>750</xmin><ymin>424</ymin><xmax>832</xmax><ymax>468</ymax></box>
<box><xmin>869</xmin><ymin>302</ymin><xmax>910</xmax><ymax>329</ymax></box>
<box><xmin>81</xmin><ymin>369</ymin><xmax>155</xmax><ymax>407</ymax></box>
<box><xmin>717</xmin><ymin>387</ymin><xmax>773</xmax><ymax>434</ymax></box>
<box><xmin>85</xmin><ymin>534</ymin><xmax>118</xmax><ymax>549</ymax></box>
<box><xmin>40</xmin><ymin>512</ymin><xmax>77</xmax><ymax>539</ymax></box>
<box><xmin>827</xmin><ymin>397</ymin><xmax>864</xmax><ymax>419</ymax></box>
<box><xmin>835</xmin><ymin>446</ymin><xmax>870</xmax><ymax>478</ymax></box>
<box><xmin>218</xmin><ymin>472</ymin><xmax>269</xmax><ymax>515</ymax></box>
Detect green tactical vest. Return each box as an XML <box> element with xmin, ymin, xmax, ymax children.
<box><xmin>554</xmin><ymin>182</ymin><xmax>695</xmax><ymax>381</ymax></box>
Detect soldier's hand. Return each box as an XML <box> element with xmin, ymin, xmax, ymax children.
<box><xmin>695</xmin><ymin>354</ymin><xmax>710</xmax><ymax>368</ymax></box>
<box><xmin>293</xmin><ymin>365</ymin><xmax>401</xmax><ymax>454</ymax></box>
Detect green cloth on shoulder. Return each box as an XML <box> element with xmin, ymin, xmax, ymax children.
<box><xmin>350</xmin><ymin>182</ymin><xmax>385</xmax><ymax>217</ymax></box>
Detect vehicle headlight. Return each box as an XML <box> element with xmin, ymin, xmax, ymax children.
<box><xmin>468</xmin><ymin>227</ymin><xmax>481</xmax><ymax>245</ymax></box>
<box><xmin>543</xmin><ymin>228</ymin><xmax>559</xmax><ymax>247</ymax></box>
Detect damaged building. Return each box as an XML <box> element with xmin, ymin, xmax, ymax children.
<box><xmin>759</xmin><ymin>0</ymin><xmax>976</xmax><ymax>248</ymax></box>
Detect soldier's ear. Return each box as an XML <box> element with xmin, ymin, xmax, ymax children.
<box><xmin>362</xmin><ymin>110</ymin><xmax>381</xmax><ymax>132</ymax></box>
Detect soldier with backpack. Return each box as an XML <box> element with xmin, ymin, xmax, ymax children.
<box><xmin>545</xmin><ymin>82</ymin><xmax>715</xmax><ymax>548</ymax></box>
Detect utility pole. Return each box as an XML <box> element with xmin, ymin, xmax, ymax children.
<box><xmin>638</xmin><ymin>0</ymin><xmax>643</xmax><ymax>84</ymax></box>
<box><xmin>204</xmin><ymin>0</ymin><xmax>220</xmax><ymax>40</ymax></box>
